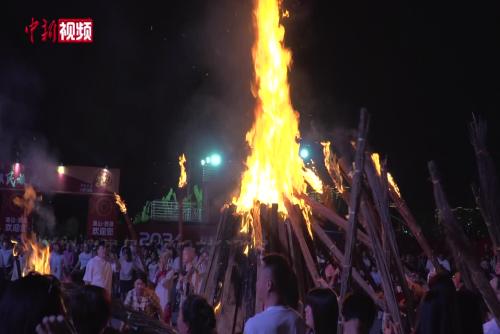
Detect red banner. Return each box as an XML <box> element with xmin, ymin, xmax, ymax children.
<box><xmin>0</xmin><ymin>191</ymin><xmax>30</xmax><ymax>235</ymax></box>
<box><xmin>87</xmin><ymin>195</ymin><xmax>119</xmax><ymax>239</ymax></box>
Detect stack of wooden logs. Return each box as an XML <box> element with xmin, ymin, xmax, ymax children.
<box><xmin>200</xmin><ymin>111</ymin><xmax>500</xmax><ymax>333</ymax></box>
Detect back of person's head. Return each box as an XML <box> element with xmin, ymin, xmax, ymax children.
<box><xmin>179</xmin><ymin>294</ymin><xmax>216</xmax><ymax>334</ymax></box>
<box><xmin>342</xmin><ymin>291</ymin><xmax>376</xmax><ymax>334</ymax></box>
<box><xmin>456</xmin><ymin>289</ymin><xmax>483</xmax><ymax>334</ymax></box>
<box><xmin>261</xmin><ymin>253</ymin><xmax>294</xmax><ymax>301</ymax></box>
<box><xmin>305</xmin><ymin>288</ymin><xmax>339</xmax><ymax>334</ymax></box>
<box><xmin>0</xmin><ymin>273</ymin><xmax>65</xmax><ymax>333</ymax></box>
<box><xmin>415</xmin><ymin>273</ymin><xmax>462</xmax><ymax>334</ymax></box>
<box><xmin>67</xmin><ymin>285</ymin><xmax>111</xmax><ymax>334</ymax></box>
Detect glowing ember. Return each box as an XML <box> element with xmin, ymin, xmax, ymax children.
<box><xmin>243</xmin><ymin>244</ymin><xmax>250</xmax><ymax>256</ymax></box>
<box><xmin>178</xmin><ymin>154</ymin><xmax>187</xmax><ymax>188</ymax></box>
<box><xmin>371</xmin><ymin>153</ymin><xmax>382</xmax><ymax>175</ymax></box>
<box><xmin>114</xmin><ymin>193</ymin><xmax>127</xmax><ymax>214</ymax></box>
<box><xmin>214</xmin><ymin>301</ymin><xmax>222</xmax><ymax>314</ymax></box>
<box><xmin>233</xmin><ymin>0</ymin><xmax>313</xmax><ymax>228</ymax></box>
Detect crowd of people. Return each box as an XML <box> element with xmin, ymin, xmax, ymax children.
<box><xmin>0</xmin><ymin>233</ymin><xmax>499</xmax><ymax>334</ymax></box>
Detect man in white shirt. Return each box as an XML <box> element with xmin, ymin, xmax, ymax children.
<box><xmin>83</xmin><ymin>244</ymin><xmax>112</xmax><ymax>295</ymax></box>
<box><xmin>244</xmin><ymin>254</ymin><xmax>305</xmax><ymax>334</ymax></box>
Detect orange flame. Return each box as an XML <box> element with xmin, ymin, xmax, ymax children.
<box><xmin>321</xmin><ymin>141</ymin><xmax>344</xmax><ymax>194</ymax></box>
<box><xmin>388</xmin><ymin>173</ymin><xmax>401</xmax><ymax>198</ymax></box>
<box><xmin>14</xmin><ymin>234</ymin><xmax>51</xmax><ymax>277</ymax></box>
<box><xmin>178</xmin><ymin>154</ymin><xmax>187</xmax><ymax>188</ymax></box>
<box><xmin>114</xmin><ymin>193</ymin><xmax>127</xmax><ymax>214</ymax></box>
<box><xmin>234</xmin><ymin>0</ymin><xmax>311</xmax><ymax>217</ymax></box>
<box><xmin>214</xmin><ymin>301</ymin><xmax>222</xmax><ymax>314</ymax></box>
<box><xmin>303</xmin><ymin>166</ymin><xmax>323</xmax><ymax>194</ymax></box>
<box><xmin>371</xmin><ymin>153</ymin><xmax>401</xmax><ymax>197</ymax></box>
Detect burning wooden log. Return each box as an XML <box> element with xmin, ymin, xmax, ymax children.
<box><xmin>469</xmin><ymin>115</ymin><xmax>500</xmax><ymax>257</ymax></box>
<box><xmin>428</xmin><ymin>161</ymin><xmax>500</xmax><ymax>323</ymax></box>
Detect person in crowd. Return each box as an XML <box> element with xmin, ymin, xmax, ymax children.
<box><xmin>414</xmin><ymin>273</ymin><xmax>461</xmax><ymax>334</ymax></box>
<box><xmin>147</xmin><ymin>251</ymin><xmax>159</xmax><ymax>286</ymax></box>
<box><xmin>489</xmin><ymin>260</ymin><xmax>500</xmax><ymax>301</ymax></box>
<box><xmin>177</xmin><ymin>294</ymin><xmax>216</xmax><ymax>334</ymax></box>
<box><xmin>155</xmin><ymin>250</ymin><xmax>174</xmax><ymax>322</ymax></box>
<box><xmin>341</xmin><ymin>291</ymin><xmax>376</xmax><ymax>334</ymax></box>
<box><xmin>1</xmin><ymin>240</ymin><xmax>13</xmax><ymax>279</ymax></box>
<box><xmin>83</xmin><ymin>243</ymin><xmax>113</xmax><ymax>295</ymax></box>
<box><xmin>50</xmin><ymin>243</ymin><xmax>65</xmax><ymax>280</ymax></box>
<box><xmin>425</xmin><ymin>253</ymin><xmax>451</xmax><ymax>274</ymax></box>
<box><xmin>244</xmin><ymin>253</ymin><xmax>306</xmax><ymax>334</ymax></box>
<box><xmin>0</xmin><ymin>273</ymin><xmax>72</xmax><ymax>333</ymax></box>
<box><xmin>11</xmin><ymin>241</ymin><xmax>25</xmax><ymax>281</ymax></box>
<box><xmin>456</xmin><ymin>289</ymin><xmax>484</xmax><ymax>334</ymax></box>
<box><xmin>370</xmin><ymin>266</ymin><xmax>382</xmax><ymax>287</ymax></box>
<box><xmin>124</xmin><ymin>275</ymin><xmax>162</xmax><ymax>319</ymax></box>
<box><xmin>117</xmin><ymin>246</ymin><xmax>137</xmax><ymax>300</ymax></box>
<box><xmin>304</xmin><ymin>288</ymin><xmax>338</xmax><ymax>334</ymax></box>
<box><xmin>73</xmin><ymin>244</ymin><xmax>93</xmax><ymax>276</ymax></box>
<box><xmin>66</xmin><ymin>285</ymin><xmax>112</xmax><ymax>334</ymax></box>
<box><xmin>63</xmin><ymin>243</ymin><xmax>75</xmax><ymax>279</ymax></box>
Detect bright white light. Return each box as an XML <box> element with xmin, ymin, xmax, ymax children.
<box><xmin>57</xmin><ymin>165</ymin><xmax>65</xmax><ymax>175</ymax></box>
<box><xmin>210</xmin><ymin>154</ymin><xmax>221</xmax><ymax>166</ymax></box>
<box><xmin>201</xmin><ymin>159</ymin><xmax>206</xmax><ymax>166</ymax></box>
<box><xmin>206</xmin><ymin>156</ymin><xmax>211</xmax><ymax>164</ymax></box>
<box><xmin>300</xmin><ymin>148</ymin><xmax>310</xmax><ymax>159</ymax></box>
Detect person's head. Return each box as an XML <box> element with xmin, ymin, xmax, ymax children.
<box><xmin>342</xmin><ymin>291</ymin><xmax>376</xmax><ymax>334</ymax></box>
<box><xmin>53</xmin><ymin>243</ymin><xmax>61</xmax><ymax>254</ymax></box>
<box><xmin>67</xmin><ymin>285</ymin><xmax>111</xmax><ymax>334</ymax></box>
<box><xmin>84</xmin><ymin>244</ymin><xmax>91</xmax><ymax>253</ymax></box>
<box><xmin>415</xmin><ymin>273</ymin><xmax>461</xmax><ymax>334</ymax></box>
<box><xmin>97</xmin><ymin>244</ymin><xmax>106</xmax><ymax>259</ymax></box>
<box><xmin>256</xmin><ymin>253</ymin><xmax>296</xmax><ymax>307</ymax></box>
<box><xmin>0</xmin><ymin>273</ymin><xmax>66</xmax><ymax>333</ymax></box>
<box><xmin>2</xmin><ymin>240</ymin><xmax>10</xmax><ymax>249</ymax></box>
<box><xmin>134</xmin><ymin>277</ymin><xmax>146</xmax><ymax>295</ymax></box>
<box><xmin>182</xmin><ymin>246</ymin><xmax>196</xmax><ymax>264</ymax></box>
<box><xmin>370</xmin><ymin>266</ymin><xmax>377</xmax><ymax>273</ymax></box>
<box><xmin>177</xmin><ymin>294</ymin><xmax>216</xmax><ymax>334</ymax></box>
<box><xmin>437</xmin><ymin>253</ymin><xmax>445</xmax><ymax>261</ymax></box>
<box><xmin>305</xmin><ymin>288</ymin><xmax>339</xmax><ymax>334</ymax></box>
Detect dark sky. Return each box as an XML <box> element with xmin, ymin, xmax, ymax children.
<box><xmin>1</xmin><ymin>0</ymin><xmax>499</xmax><ymax>220</ymax></box>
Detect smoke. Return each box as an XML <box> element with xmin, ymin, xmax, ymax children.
<box><xmin>0</xmin><ymin>62</ymin><xmax>61</xmax><ymax>236</ymax></box>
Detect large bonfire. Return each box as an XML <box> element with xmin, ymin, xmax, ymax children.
<box><xmin>233</xmin><ymin>0</ymin><xmax>321</xmax><ymax>241</ymax></box>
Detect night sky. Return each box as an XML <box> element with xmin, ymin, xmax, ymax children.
<box><xmin>1</xmin><ymin>0</ymin><xmax>499</xmax><ymax>222</ymax></box>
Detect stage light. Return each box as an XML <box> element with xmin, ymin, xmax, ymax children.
<box><xmin>299</xmin><ymin>148</ymin><xmax>310</xmax><ymax>160</ymax></box>
<box><xmin>206</xmin><ymin>156</ymin><xmax>211</xmax><ymax>164</ymax></box>
<box><xmin>210</xmin><ymin>153</ymin><xmax>221</xmax><ymax>166</ymax></box>
<box><xmin>57</xmin><ymin>165</ymin><xmax>65</xmax><ymax>175</ymax></box>
<box><xmin>201</xmin><ymin>159</ymin><xmax>206</xmax><ymax>166</ymax></box>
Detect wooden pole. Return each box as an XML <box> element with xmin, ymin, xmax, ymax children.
<box><xmin>311</xmin><ymin>218</ymin><xmax>385</xmax><ymax>310</ymax></box>
<box><xmin>339</xmin><ymin>110</ymin><xmax>370</xmax><ymax>304</ymax></box>
<box><xmin>429</xmin><ymin>161</ymin><xmax>500</xmax><ymax>324</ymax></box>
<box><xmin>388</xmin><ymin>181</ymin><xmax>442</xmax><ymax>272</ymax></box>
<box><xmin>361</xmin><ymin>200</ymin><xmax>405</xmax><ymax>334</ymax></box>
<box><xmin>469</xmin><ymin>115</ymin><xmax>500</xmax><ymax>257</ymax></box>
<box><xmin>300</xmin><ymin>194</ymin><xmax>372</xmax><ymax>248</ymax></box>
<box><xmin>365</xmin><ymin>156</ymin><xmax>415</xmax><ymax>328</ymax></box>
